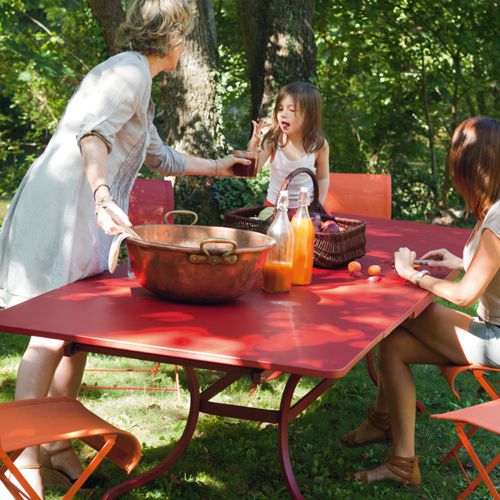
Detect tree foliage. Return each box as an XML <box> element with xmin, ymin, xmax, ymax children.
<box><xmin>0</xmin><ymin>0</ymin><xmax>498</xmax><ymax>222</ymax></box>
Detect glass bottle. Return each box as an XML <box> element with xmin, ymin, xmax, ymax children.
<box><xmin>262</xmin><ymin>190</ymin><xmax>294</xmax><ymax>293</ymax></box>
<box><xmin>291</xmin><ymin>187</ymin><xmax>315</xmax><ymax>285</ymax></box>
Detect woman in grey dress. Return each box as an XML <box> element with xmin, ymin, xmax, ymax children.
<box><xmin>343</xmin><ymin>116</ymin><xmax>500</xmax><ymax>487</ymax></box>
<box><xmin>0</xmin><ymin>0</ymin><xmax>252</xmax><ymax>495</ymax></box>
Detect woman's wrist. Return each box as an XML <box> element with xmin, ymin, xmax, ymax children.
<box><xmin>211</xmin><ymin>159</ymin><xmax>219</xmax><ymax>176</ymax></box>
<box><xmin>93</xmin><ymin>183</ymin><xmax>110</xmax><ymax>201</ymax></box>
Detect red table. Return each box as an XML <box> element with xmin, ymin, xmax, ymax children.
<box><xmin>0</xmin><ymin>216</ymin><xmax>469</xmax><ymax>499</ymax></box>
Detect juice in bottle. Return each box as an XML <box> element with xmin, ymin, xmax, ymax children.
<box><xmin>263</xmin><ymin>260</ymin><xmax>293</xmax><ymax>293</ymax></box>
<box><xmin>291</xmin><ymin>187</ymin><xmax>315</xmax><ymax>285</ymax></box>
<box><xmin>263</xmin><ymin>190</ymin><xmax>294</xmax><ymax>293</ymax></box>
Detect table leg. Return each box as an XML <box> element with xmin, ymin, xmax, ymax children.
<box><xmin>278</xmin><ymin>374</ymin><xmax>303</xmax><ymax>500</ymax></box>
<box><xmin>102</xmin><ymin>366</ymin><xmax>200</xmax><ymax>499</ymax></box>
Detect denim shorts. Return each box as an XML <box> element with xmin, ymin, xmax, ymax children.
<box><xmin>457</xmin><ymin>317</ymin><xmax>500</xmax><ymax>368</ymax></box>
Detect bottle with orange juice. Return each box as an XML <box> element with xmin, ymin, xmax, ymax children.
<box><xmin>291</xmin><ymin>187</ymin><xmax>315</xmax><ymax>285</ymax></box>
<box><xmin>263</xmin><ymin>191</ymin><xmax>294</xmax><ymax>293</ymax></box>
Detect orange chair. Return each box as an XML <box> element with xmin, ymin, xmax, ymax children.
<box><xmin>323</xmin><ymin>172</ymin><xmax>392</xmax><ymax>220</ymax></box>
<box><xmin>84</xmin><ymin>178</ymin><xmax>180</xmax><ymax>395</ymax></box>
<box><xmin>432</xmin><ymin>399</ymin><xmax>500</xmax><ymax>500</ymax></box>
<box><xmin>0</xmin><ymin>397</ymin><xmax>141</xmax><ymax>499</ymax></box>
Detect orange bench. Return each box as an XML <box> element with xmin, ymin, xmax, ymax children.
<box><xmin>0</xmin><ymin>397</ymin><xmax>141</xmax><ymax>499</ymax></box>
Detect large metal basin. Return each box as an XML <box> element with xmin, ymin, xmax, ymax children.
<box><xmin>126</xmin><ymin>224</ymin><xmax>276</xmax><ymax>303</ymax></box>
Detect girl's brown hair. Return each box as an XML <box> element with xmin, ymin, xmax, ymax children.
<box><xmin>116</xmin><ymin>0</ymin><xmax>194</xmax><ymax>57</ymax></box>
<box><xmin>449</xmin><ymin>116</ymin><xmax>500</xmax><ymax>221</ymax></box>
<box><xmin>262</xmin><ymin>82</ymin><xmax>325</xmax><ymax>156</ymax></box>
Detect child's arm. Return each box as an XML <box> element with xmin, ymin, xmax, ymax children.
<box><xmin>256</xmin><ymin>138</ymin><xmax>272</xmax><ymax>173</ymax></box>
<box><xmin>247</xmin><ymin>120</ymin><xmax>262</xmax><ymax>152</ymax></box>
<box><xmin>316</xmin><ymin>140</ymin><xmax>330</xmax><ymax>204</ymax></box>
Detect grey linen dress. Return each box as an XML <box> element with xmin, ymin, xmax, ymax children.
<box><xmin>0</xmin><ymin>51</ymin><xmax>185</xmax><ymax>307</ymax></box>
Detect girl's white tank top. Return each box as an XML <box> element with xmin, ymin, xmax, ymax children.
<box><xmin>266</xmin><ymin>146</ymin><xmax>316</xmax><ymax>208</ymax></box>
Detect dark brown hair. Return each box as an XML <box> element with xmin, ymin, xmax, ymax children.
<box><xmin>449</xmin><ymin>116</ymin><xmax>500</xmax><ymax>221</ymax></box>
<box><xmin>262</xmin><ymin>82</ymin><xmax>325</xmax><ymax>156</ymax></box>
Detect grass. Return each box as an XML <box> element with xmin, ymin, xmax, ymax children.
<box><xmin>0</xmin><ymin>330</ymin><xmax>498</xmax><ymax>499</ymax></box>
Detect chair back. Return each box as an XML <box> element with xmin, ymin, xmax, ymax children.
<box><xmin>324</xmin><ymin>173</ymin><xmax>392</xmax><ymax>220</ymax></box>
<box><xmin>128</xmin><ymin>178</ymin><xmax>174</xmax><ymax>225</ymax></box>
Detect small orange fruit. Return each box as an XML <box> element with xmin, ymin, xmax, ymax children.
<box><xmin>367</xmin><ymin>264</ymin><xmax>382</xmax><ymax>276</ymax></box>
<box><xmin>348</xmin><ymin>261</ymin><xmax>362</xmax><ymax>273</ymax></box>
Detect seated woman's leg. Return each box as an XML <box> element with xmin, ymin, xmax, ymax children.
<box><xmin>352</xmin><ymin>303</ymin><xmax>471</xmax><ymax>485</ymax></box>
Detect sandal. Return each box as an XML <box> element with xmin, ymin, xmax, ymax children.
<box><xmin>40</xmin><ymin>444</ymin><xmax>105</xmax><ymax>490</ymax></box>
<box><xmin>352</xmin><ymin>455</ymin><xmax>421</xmax><ymax>486</ymax></box>
<box><xmin>341</xmin><ymin>406</ymin><xmax>392</xmax><ymax>446</ymax></box>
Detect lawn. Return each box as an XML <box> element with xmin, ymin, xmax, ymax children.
<box><xmin>0</xmin><ymin>328</ymin><xmax>498</xmax><ymax>499</ymax></box>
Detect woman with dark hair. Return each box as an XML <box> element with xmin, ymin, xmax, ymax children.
<box><xmin>0</xmin><ymin>0</ymin><xmax>251</xmax><ymax>496</ymax></box>
<box><xmin>344</xmin><ymin>116</ymin><xmax>500</xmax><ymax>486</ymax></box>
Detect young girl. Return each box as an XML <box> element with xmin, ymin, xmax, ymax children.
<box><xmin>344</xmin><ymin>116</ymin><xmax>499</xmax><ymax>487</ymax></box>
<box><xmin>249</xmin><ymin>82</ymin><xmax>330</xmax><ymax>209</ymax></box>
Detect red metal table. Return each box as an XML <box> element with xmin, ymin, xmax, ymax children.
<box><xmin>0</xmin><ymin>216</ymin><xmax>469</xmax><ymax>498</ymax></box>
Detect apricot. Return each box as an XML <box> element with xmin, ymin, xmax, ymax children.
<box><xmin>367</xmin><ymin>264</ymin><xmax>382</xmax><ymax>276</ymax></box>
<box><xmin>348</xmin><ymin>260</ymin><xmax>362</xmax><ymax>273</ymax></box>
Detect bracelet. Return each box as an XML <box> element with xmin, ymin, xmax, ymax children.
<box><xmin>415</xmin><ymin>269</ymin><xmax>430</xmax><ymax>288</ymax></box>
<box><xmin>95</xmin><ymin>194</ymin><xmax>114</xmax><ymax>207</ymax></box>
<box><xmin>93</xmin><ymin>183</ymin><xmax>110</xmax><ymax>201</ymax></box>
<box><xmin>212</xmin><ymin>159</ymin><xmax>219</xmax><ymax>176</ymax></box>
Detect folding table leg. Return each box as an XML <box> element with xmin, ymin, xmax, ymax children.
<box><xmin>455</xmin><ymin>422</ymin><xmax>500</xmax><ymax>500</ymax></box>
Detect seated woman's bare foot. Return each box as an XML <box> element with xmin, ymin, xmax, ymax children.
<box><xmin>352</xmin><ymin>455</ymin><xmax>421</xmax><ymax>486</ymax></box>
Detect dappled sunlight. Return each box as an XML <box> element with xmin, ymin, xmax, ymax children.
<box><xmin>0</xmin><ymin>219</ymin><xmax>471</xmax><ymax>381</ymax></box>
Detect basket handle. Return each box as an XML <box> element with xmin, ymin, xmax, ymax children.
<box><xmin>275</xmin><ymin>167</ymin><xmax>320</xmax><ymax>207</ymax></box>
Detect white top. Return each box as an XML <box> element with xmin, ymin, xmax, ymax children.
<box><xmin>463</xmin><ymin>199</ymin><xmax>500</xmax><ymax>325</ymax></box>
<box><xmin>266</xmin><ymin>146</ymin><xmax>316</xmax><ymax>208</ymax></box>
<box><xmin>0</xmin><ymin>51</ymin><xmax>185</xmax><ymax>307</ymax></box>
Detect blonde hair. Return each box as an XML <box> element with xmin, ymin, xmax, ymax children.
<box><xmin>116</xmin><ymin>0</ymin><xmax>194</xmax><ymax>57</ymax></box>
<box><xmin>263</xmin><ymin>82</ymin><xmax>325</xmax><ymax>156</ymax></box>
<box><xmin>449</xmin><ymin>116</ymin><xmax>500</xmax><ymax>221</ymax></box>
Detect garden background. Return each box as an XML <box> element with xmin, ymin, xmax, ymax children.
<box><xmin>0</xmin><ymin>0</ymin><xmax>499</xmax><ymax>498</ymax></box>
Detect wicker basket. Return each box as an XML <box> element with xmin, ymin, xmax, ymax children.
<box><xmin>223</xmin><ymin>167</ymin><xmax>366</xmax><ymax>267</ymax></box>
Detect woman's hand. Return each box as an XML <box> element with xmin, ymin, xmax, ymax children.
<box><xmin>96</xmin><ymin>199</ymin><xmax>132</xmax><ymax>235</ymax></box>
<box><xmin>215</xmin><ymin>151</ymin><xmax>255</xmax><ymax>177</ymax></box>
<box><xmin>394</xmin><ymin>247</ymin><xmax>418</xmax><ymax>281</ymax></box>
<box><xmin>419</xmin><ymin>248</ymin><xmax>464</xmax><ymax>270</ymax></box>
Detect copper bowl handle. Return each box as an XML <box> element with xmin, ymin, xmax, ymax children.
<box><xmin>164</xmin><ymin>210</ymin><xmax>198</xmax><ymax>225</ymax></box>
<box><xmin>189</xmin><ymin>238</ymin><xmax>238</xmax><ymax>265</ymax></box>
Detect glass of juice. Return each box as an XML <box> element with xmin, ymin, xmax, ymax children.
<box><xmin>233</xmin><ymin>151</ymin><xmax>258</xmax><ymax>178</ymax></box>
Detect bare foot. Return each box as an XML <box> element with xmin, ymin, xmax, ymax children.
<box><xmin>354</xmin><ymin>462</ymin><xmax>406</xmax><ymax>484</ymax></box>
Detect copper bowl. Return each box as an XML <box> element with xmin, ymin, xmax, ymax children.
<box><xmin>126</xmin><ymin>224</ymin><xmax>276</xmax><ymax>303</ymax></box>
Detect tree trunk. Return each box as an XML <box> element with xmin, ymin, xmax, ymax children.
<box><xmin>87</xmin><ymin>0</ymin><xmax>125</xmax><ymax>54</ymax></box>
<box><xmin>238</xmin><ymin>0</ymin><xmax>316</xmax><ymax>119</ymax></box>
<box><xmin>157</xmin><ymin>0</ymin><xmax>224</xmax><ymax>223</ymax></box>
<box><xmin>420</xmin><ymin>48</ymin><xmax>438</xmax><ymax>198</ymax></box>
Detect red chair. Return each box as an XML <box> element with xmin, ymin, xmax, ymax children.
<box><xmin>0</xmin><ymin>397</ymin><xmax>141</xmax><ymax>499</ymax></box>
<box><xmin>432</xmin><ymin>399</ymin><xmax>500</xmax><ymax>500</ymax></box>
<box><xmin>84</xmin><ymin>178</ymin><xmax>180</xmax><ymax>396</ymax></box>
<box><xmin>323</xmin><ymin>173</ymin><xmax>392</xmax><ymax>220</ymax></box>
